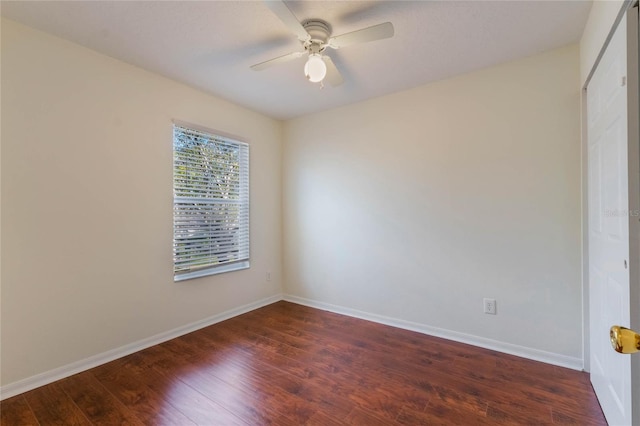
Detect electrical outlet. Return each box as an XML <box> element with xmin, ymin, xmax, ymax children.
<box><xmin>483</xmin><ymin>298</ymin><xmax>496</xmax><ymax>315</ymax></box>
<box><xmin>266</xmin><ymin>271</ymin><xmax>271</xmax><ymax>282</ymax></box>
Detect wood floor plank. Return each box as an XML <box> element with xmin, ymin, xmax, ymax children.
<box><xmin>195</xmin><ymin>349</ymin><xmax>348</xmax><ymax>424</ymax></box>
<box><xmin>399</xmin><ymin>403</ymin><xmax>496</xmax><ymax>426</ymax></box>
<box><xmin>135</xmin><ymin>342</ymin><xmax>295</xmax><ymax>425</ymax></box>
<box><xmin>486</xmin><ymin>403</ymin><xmax>554</xmax><ymax>425</ymax></box>
<box><xmin>24</xmin><ymin>383</ymin><xmax>91</xmax><ymax>425</ymax></box>
<box><xmin>0</xmin><ymin>395</ymin><xmax>39</xmax><ymax>426</ymax></box>
<box><xmin>183</xmin><ymin>319</ymin><xmax>424</xmax><ymax>423</ymax></box>
<box><xmin>219</xmin><ymin>315</ymin><xmax>434</xmax><ymax>414</ymax></box>
<box><xmin>57</xmin><ymin>372</ymin><xmax>143</xmax><ymax>426</ymax></box>
<box><xmin>551</xmin><ymin>407</ymin><xmax>607</xmax><ymax>425</ymax></box>
<box><xmin>3</xmin><ymin>301</ymin><xmax>607</xmax><ymax>425</ymax></box>
<box><xmin>91</xmin><ymin>359</ymin><xmax>197</xmax><ymax>425</ymax></box>
<box><xmin>344</xmin><ymin>406</ymin><xmax>394</xmax><ymax>425</ymax></box>
<box><xmin>101</xmin><ymin>352</ymin><xmax>244</xmax><ymax>426</ymax></box>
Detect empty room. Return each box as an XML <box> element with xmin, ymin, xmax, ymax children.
<box><xmin>1</xmin><ymin>0</ymin><xmax>639</xmax><ymax>425</ymax></box>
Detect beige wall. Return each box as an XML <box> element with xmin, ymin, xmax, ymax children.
<box><xmin>0</xmin><ymin>19</ymin><xmax>282</xmax><ymax>386</ymax></box>
<box><xmin>283</xmin><ymin>45</ymin><xmax>582</xmax><ymax>359</ymax></box>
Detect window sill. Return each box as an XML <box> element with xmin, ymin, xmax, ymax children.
<box><xmin>174</xmin><ymin>260</ymin><xmax>250</xmax><ymax>282</ymax></box>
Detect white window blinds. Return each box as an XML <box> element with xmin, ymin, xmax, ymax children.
<box><xmin>173</xmin><ymin>124</ymin><xmax>249</xmax><ymax>281</ymax></box>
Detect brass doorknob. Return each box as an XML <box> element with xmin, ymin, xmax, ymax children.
<box><xmin>610</xmin><ymin>326</ymin><xmax>640</xmax><ymax>354</ymax></box>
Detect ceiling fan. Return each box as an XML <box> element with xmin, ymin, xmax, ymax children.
<box><xmin>251</xmin><ymin>0</ymin><xmax>394</xmax><ymax>87</ymax></box>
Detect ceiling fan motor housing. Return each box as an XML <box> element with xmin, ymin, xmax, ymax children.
<box><xmin>302</xmin><ymin>19</ymin><xmax>331</xmax><ymax>47</ymax></box>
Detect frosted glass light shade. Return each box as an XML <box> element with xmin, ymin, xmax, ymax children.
<box><xmin>304</xmin><ymin>54</ymin><xmax>327</xmax><ymax>83</ymax></box>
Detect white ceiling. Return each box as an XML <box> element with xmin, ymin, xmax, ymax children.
<box><xmin>1</xmin><ymin>1</ymin><xmax>592</xmax><ymax>120</ymax></box>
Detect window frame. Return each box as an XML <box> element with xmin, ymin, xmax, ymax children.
<box><xmin>172</xmin><ymin>120</ymin><xmax>250</xmax><ymax>282</ymax></box>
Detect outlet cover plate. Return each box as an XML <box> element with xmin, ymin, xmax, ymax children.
<box><xmin>483</xmin><ymin>298</ymin><xmax>496</xmax><ymax>315</ymax></box>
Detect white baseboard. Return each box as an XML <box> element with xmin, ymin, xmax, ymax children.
<box><xmin>0</xmin><ymin>294</ymin><xmax>282</xmax><ymax>401</ymax></box>
<box><xmin>283</xmin><ymin>294</ymin><xmax>584</xmax><ymax>371</ymax></box>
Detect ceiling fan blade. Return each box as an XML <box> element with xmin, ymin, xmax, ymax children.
<box><xmin>322</xmin><ymin>56</ymin><xmax>344</xmax><ymax>87</ymax></box>
<box><xmin>251</xmin><ymin>51</ymin><xmax>305</xmax><ymax>71</ymax></box>
<box><xmin>327</xmin><ymin>22</ymin><xmax>394</xmax><ymax>49</ymax></box>
<box><xmin>264</xmin><ymin>0</ymin><xmax>310</xmax><ymax>42</ymax></box>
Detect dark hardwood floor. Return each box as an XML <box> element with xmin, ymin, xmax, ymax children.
<box><xmin>1</xmin><ymin>301</ymin><xmax>606</xmax><ymax>425</ymax></box>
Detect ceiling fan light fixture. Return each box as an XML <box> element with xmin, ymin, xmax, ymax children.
<box><xmin>304</xmin><ymin>54</ymin><xmax>327</xmax><ymax>83</ymax></box>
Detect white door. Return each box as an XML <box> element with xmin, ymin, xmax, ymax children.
<box><xmin>587</xmin><ymin>16</ymin><xmax>632</xmax><ymax>426</ymax></box>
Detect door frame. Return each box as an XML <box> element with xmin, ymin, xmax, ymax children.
<box><xmin>582</xmin><ymin>2</ymin><xmax>640</xmax><ymax>424</ymax></box>
<box><xmin>626</xmin><ymin>4</ymin><xmax>640</xmax><ymax>424</ymax></box>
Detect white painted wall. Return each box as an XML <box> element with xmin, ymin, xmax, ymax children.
<box><xmin>0</xmin><ymin>19</ymin><xmax>282</xmax><ymax>387</ymax></box>
<box><xmin>283</xmin><ymin>45</ymin><xmax>582</xmax><ymax>360</ymax></box>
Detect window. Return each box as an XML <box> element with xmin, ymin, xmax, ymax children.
<box><xmin>173</xmin><ymin>123</ymin><xmax>249</xmax><ymax>281</ymax></box>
